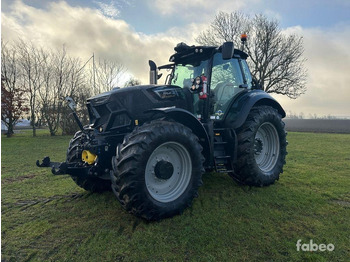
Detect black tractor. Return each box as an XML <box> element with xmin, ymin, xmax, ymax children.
<box><xmin>37</xmin><ymin>40</ymin><xmax>287</xmax><ymax>221</ymax></box>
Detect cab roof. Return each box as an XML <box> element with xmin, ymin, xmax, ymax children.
<box><xmin>169</xmin><ymin>42</ymin><xmax>248</xmax><ymax>65</ymax></box>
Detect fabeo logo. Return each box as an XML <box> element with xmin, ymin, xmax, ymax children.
<box><xmin>296</xmin><ymin>239</ymin><xmax>335</xmax><ymax>252</ymax></box>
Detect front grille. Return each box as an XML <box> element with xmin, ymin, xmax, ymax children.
<box><xmin>87</xmin><ymin>104</ymin><xmax>96</xmax><ymax>124</ymax></box>
<box><xmin>112</xmin><ymin>113</ymin><xmax>131</xmax><ymax>128</ymax></box>
<box><xmin>94</xmin><ymin>104</ymin><xmax>110</xmax><ymax>126</ymax></box>
<box><xmin>88</xmin><ymin>92</ymin><xmax>132</xmax><ymax>130</ymax></box>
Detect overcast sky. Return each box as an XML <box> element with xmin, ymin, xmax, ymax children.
<box><xmin>1</xmin><ymin>0</ymin><xmax>350</xmax><ymax>117</ymax></box>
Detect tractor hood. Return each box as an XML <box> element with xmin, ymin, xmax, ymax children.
<box><xmin>86</xmin><ymin>85</ymin><xmax>192</xmax><ymax>132</ymax></box>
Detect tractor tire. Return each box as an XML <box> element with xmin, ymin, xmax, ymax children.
<box><xmin>111</xmin><ymin>120</ymin><xmax>204</xmax><ymax>221</ymax></box>
<box><xmin>67</xmin><ymin>131</ymin><xmax>111</xmax><ymax>193</ymax></box>
<box><xmin>234</xmin><ymin>106</ymin><xmax>287</xmax><ymax>186</ymax></box>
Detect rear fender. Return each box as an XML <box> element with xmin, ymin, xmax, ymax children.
<box><xmin>224</xmin><ymin>90</ymin><xmax>286</xmax><ymax>129</ymax></box>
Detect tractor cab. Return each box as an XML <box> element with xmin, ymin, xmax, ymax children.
<box><xmin>153</xmin><ymin>42</ymin><xmax>253</xmax><ymax>121</ymax></box>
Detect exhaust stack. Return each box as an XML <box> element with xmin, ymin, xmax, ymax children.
<box><xmin>149</xmin><ymin>60</ymin><xmax>157</xmax><ymax>85</ymax></box>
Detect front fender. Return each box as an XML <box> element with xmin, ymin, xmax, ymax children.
<box><xmin>224</xmin><ymin>90</ymin><xmax>286</xmax><ymax>129</ymax></box>
<box><xmin>145</xmin><ymin>107</ymin><xmax>211</xmax><ymax>165</ymax></box>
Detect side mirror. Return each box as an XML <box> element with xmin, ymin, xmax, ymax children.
<box><xmin>221</xmin><ymin>42</ymin><xmax>234</xmax><ymax>60</ymax></box>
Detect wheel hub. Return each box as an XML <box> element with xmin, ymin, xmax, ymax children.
<box><xmin>154</xmin><ymin>160</ymin><xmax>174</xmax><ymax>180</ymax></box>
<box><xmin>254</xmin><ymin>122</ymin><xmax>280</xmax><ymax>173</ymax></box>
<box><xmin>145</xmin><ymin>142</ymin><xmax>192</xmax><ymax>203</ymax></box>
<box><xmin>254</xmin><ymin>138</ymin><xmax>263</xmax><ymax>155</ymax></box>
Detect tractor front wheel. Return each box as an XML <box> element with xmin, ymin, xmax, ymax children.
<box><xmin>111</xmin><ymin>120</ymin><xmax>204</xmax><ymax>221</ymax></box>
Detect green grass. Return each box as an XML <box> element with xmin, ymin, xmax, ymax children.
<box><xmin>1</xmin><ymin>130</ymin><xmax>350</xmax><ymax>261</ymax></box>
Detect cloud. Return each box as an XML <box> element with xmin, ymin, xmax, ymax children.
<box><xmin>1</xmin><ymin>1</ymin><xmax>179</xmax><ymax>84</ymax></box>
<box><xmin>94</xmin><ymin>1</ymin><xmax>120</xmax><ymax>18</ymax></box>
<box><xmin>262</xmin><ymin>9</ymin><xmax>282</xmax><ymax>21</ymax></box>
<box><xmin>93</xmin><ymin>0</ymin><xmax>134</xmax><ymax>19</ymax></box>
<box><xmin>273</xmin><ymin>24</ymin><xmax>350</xmax><ymax>117</ymax></box>
<box><xmin>149</xmin><ymin>0</ymin><xmax>260</xmax><ymax>22</ymax></box>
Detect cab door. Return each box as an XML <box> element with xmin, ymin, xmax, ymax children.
<box><xmin>210</xmin><ymin>53</ymin><xmax>245</xmax><ymax>120</ymax></box>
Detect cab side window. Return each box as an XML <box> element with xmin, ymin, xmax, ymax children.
<box><xmin>211</xmin><ymin>54</ymin><xmax>244</xmax><ymax>90</ymax></box>
<box><xmin>241</xmin><ymin>60</ymin><xmax>253</xmax><ymax>89</ymax></box>
<box><xmin>210</xmin><ymin>53</ymin><xmax>244</xmax><ymax>117</ymax></box>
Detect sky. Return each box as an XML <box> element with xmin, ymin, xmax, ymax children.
<box><xmin>1</xmin><ymin>0</ymin><xmax>350</xmax><ymax>118</ymax></box>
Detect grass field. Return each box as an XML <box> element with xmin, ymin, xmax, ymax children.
<box><xmin>1</xmin><ymin>130</ymin><xmax>350</xmax><ymax>261</ymax></box>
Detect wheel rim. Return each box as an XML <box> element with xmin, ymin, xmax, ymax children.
<box><xmin>145</xmin><ymin>142</ymin><xmax>192</xmax><ymax>203</ymax></box>
<box><xmin>254</xmin><ymin>122</ymin><xmax>280</xmax><ymax>173</ymax></box>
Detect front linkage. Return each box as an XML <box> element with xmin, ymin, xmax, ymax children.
<box><xmin>36</xmin><ymin>131</ymin><xmax>107</xmax><ymax>177</ymax></box>
<box><xmin>36</xmin><ymin>156</ymin><xmax>69</xmax><ymax>175</ymax></box>
<box><xmin>36</xmin><ymin>97</ymin><xmax>110</xmax><ymax>180</ymax></box>
<box><xmin>36</xmin><ymin>155</ymin><xmax>102</xmax><ymax>177</ymax></box>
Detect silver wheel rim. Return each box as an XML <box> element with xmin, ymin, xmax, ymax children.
<box><xmin>145</xmin><ymin>142</ymin><xmax>192</xmax><ymax>203</ymax></box>
<box><xmin>254</xmin><ymin>122</ymin><xmax>280</xmax><ymax>173</ymax></box>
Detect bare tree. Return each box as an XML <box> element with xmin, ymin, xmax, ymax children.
<box><xmin>36</xmin><ymin>45</ymin><xmax>88</xmax><ymax>136</ymax></box>
<box><xmin>2</xmin><ymin>38</ymin><xmax>129</xmax><ymax>136</ymax></box>
<box><xmin>66</xmin><ymin>57</ymin><xmax>87</xmax><ymax>98</ymax></box>
<box><xmin>94</xmin><ymin>58</ymin><xmax>126</xmax><ymax>94</ymax></box>
<box><xmin>197</xmin><ymin>11</ymin><xmax>249</xmax><ymax>46</ymax></box>
<box><xmin>38</xmin><ymin>48</ymin><xmax>64</xmax><ymax>136</ymax></box>
<box><xmin>60</xmin><ymin>56</ymin><xmax>90</xmax><ymax>135</ymax></box>
<box><xmin>196</xmin><ymin>11</ymin><xmax>307</xmax><ymax>99</ymax></box>
<box><xmin>124</xmin><ymin>77</ymin><xmax>141</xmax><ymax>87</ymax></box>
<box><xmin>1</xmin><ymin>41</ymin><xmax>29</xmax><ymax>137</ymax></box>
<box><xmin>17</xmin><ymin>40</ymin><xmax>45</xmax><ymax>136</ymax></box>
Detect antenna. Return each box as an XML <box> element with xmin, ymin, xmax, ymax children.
<box><xmin>92</xmin><ymin>53</ymin><xmax>96</xmax><ymax>93</ymax></box>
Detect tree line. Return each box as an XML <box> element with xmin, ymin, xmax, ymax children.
<box><xmin>1</xmin><ymin>39</ymin><xmax>137</xmax><ymax>137</ymax></box>
<box><xmin>285</xmin><ymin>111</ymin><xmax>344</xmax><ymax>120</ymax></box>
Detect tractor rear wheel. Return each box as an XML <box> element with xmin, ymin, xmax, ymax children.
<box><xmin>67</xmin><ymin>131</ymin><xmax>111</xmax><ymax>193</ymax></box>
<box><xmin>234</xmin><ymin>106</ymin><xmax>287</xmax><ymax>186</ymax></box>
<box><xmin>111</xmin><ymin>120</ymin><xmax>204</xmax><ymax>221</ymax></box>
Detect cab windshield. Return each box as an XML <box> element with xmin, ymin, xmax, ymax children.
<box><xmin>168</xmin><ymin>60</ymin><xmax>209</xmax><ymax>117</ymax></box>
<box><xmin>170</xmin><ymin>59</ymin><xmax>210</xmax><ymax>88</ymax></box>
